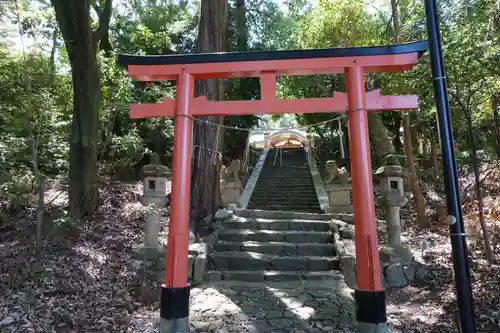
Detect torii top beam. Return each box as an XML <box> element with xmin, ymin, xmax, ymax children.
<box><xmin>117</xmin><ymin>40</ymin><xmax>428</xmax><ymax>118</ymax></box>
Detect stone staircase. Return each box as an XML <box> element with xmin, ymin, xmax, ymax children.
<box><xmin>246</xmin><ymin>148</ymin><xmax>322</xmax><ymax>213</ymax></box>
<box><xmin>206</xmin><ymin>209</ymin><xmax>341</xmax><ymax>282</ymax></box>
<box><xmin>205</xmin><ymin>148</ymin><xmax>345</xmax><ymax>282</ymax></box>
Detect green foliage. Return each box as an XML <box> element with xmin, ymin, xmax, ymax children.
<box><xmin>1</xmin><ymin>0</ymin><xmax>499</xmax><ymax>210</ymax></box>
<box><xmin>0</xmin><ymin>49</ymin><xmax>71</xmax><ymax>208</ymax></box>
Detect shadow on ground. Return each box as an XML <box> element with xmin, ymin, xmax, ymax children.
<box><xmin>188</xmin><ymin>281</ymin><xmax>356</xmax><ymax>333</ymax></box>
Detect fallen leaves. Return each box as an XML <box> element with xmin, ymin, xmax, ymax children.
<box><xmin>379</xmin><ymin>164</ymin><xmax>500</xmax><ymax>332</ymax></box>
<box><xmin>0</xmin><ymin>180</ymin><xmax>155</xmax><ymax>333</ymax></box>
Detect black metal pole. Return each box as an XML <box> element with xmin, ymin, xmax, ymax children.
<box><xmin>423</xmin><ymin>0</ymin><xmax>476</xmax><ymax>332</ymax></box>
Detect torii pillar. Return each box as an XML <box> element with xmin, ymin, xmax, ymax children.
<box><xmin>117</xmin><ymin>40</ymin><xmax>428</xmax><ymax>333</ymax></box>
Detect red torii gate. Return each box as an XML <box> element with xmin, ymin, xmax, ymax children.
<box><xmin>118</xmin><ymin>40</ymin><xmax>428</xmax><ymax>333</ymax></box>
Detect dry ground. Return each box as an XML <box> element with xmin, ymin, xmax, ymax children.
<box><xmin>1</xmin><ymin>176</ymin><xmax>500</xmax><ymax>332</ymax></box>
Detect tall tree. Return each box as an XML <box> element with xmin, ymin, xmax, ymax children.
<box><xmin>235</xmin><ymin>0</ymin><xmax>248</xmax><ymax>51</ymax></box>
<box><xmin>190</xmin><ymin>0</ymin><xmax>228</xmax><ymax>220</ymax></box>
<box><xmin>51</xmin><ymin>0</ymin><xmax>113</xmax><ymax>218</ymax></box>
<box><xmin>389</xmin><ymin>0</ymin><xmax>428</xmax><ymax>229</ymax></box>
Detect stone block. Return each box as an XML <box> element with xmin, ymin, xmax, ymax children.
<box><xmin>203</xmin><ymin>271</ymin><xmax>222</xmax><ymax>282</ymax></box>
<box><xmin>308</xmin><ymin>257</ymin><xmax>334</xmax><ymax>271</ymax></box>
<box><xmin>265</xmin><ymin>272</ymin><xmax>301</xmax><ymax>282</ymax></box>
<box><xmin>219</xmin><ymin>231</ymin><xmax>247</xmax><ymax>242</ymax></box>
<box><xmin>325</xmin><ymin>184</ymin><xmax>352</xmax><ymax>207</ymax></box>
<box><xmin>208</xmin><ymin>254</ymin><xmax>229</xmax><ymax>269</ymax></box>
<box><xmin>215</xmin><ymin>242</ymin><xmax>241</xmax><ymax>252</ymax></box>
<box><xmin>329</xmin><ymin>221</ymin><xmax>340</xmax><ymax>233</ymax></box>
<box><xmin>133</xmin><ymin>243</ymin><xmax>164</xmax><ymax>260</ymax></box>
<box><xmin>258</xmin><ymin>220</ymin><xmax>287</xmax><ymax>230</ymax></box>
<box><xmin>286</xmin><ymin>232</ymin><xmax>331</xmax><ymax>243</ymax></box>
<box><xmin>340</xmin><ymin>255</ymin><xmax>357</xmax><ymax>289</ymax></box>
<box><xmin>189</xmin><ymin>242</ymin><xmax>208</xmax><ymax>254</ymax></box>
<box><xmin>339</xmin><ymin>227</ymin><xmax>355</xmax><ymax>239</ymax></box>
<box><xmin>193</xmin><ymin>253</ymin><xmax>207</xmax><ymax>283</ymax></box>
<box><xmin>202</xmin><ymin>214</ymin><xmax>214</xmax><ymax>224</ymax></box>
<box><xmin>223</xmin><ymin>271</ymin><xmax>265</xmax><ymax>281</ymax></box>
<box><xmin>203</xmin><ymin>233</ymin><xmax>217</xmax><ymax>248</ymax></box>
<box><xmin>334</xmin><ymin>240</ymin><xmax>346</xmax><ymax>257</ymax></box>
<box><xmin>383</xmin><ymin>263</ymin><xmax>409</xmax><ymax>288</ymax></box>
<box><xmin>255</xmin><ymin>231</ymin><xmax>286</xmax><ymax>242</ymax></box>
<box><xmin>297</xmin><ymin>244</ymin><xmax>332</xmax><ymax>256</ymax></box>
<box><xmin>220</xmin><ymin>180</ymin><xmax>243</xmax><ymax>207</ymax></box>
<box><xmin>188</xmin><ymin>254</ymin><xmax>196</xmax><ymax>279</ymax></box>
<box><xmin>403</xmin><ymin>264</ymin><xmax>415</xmax><ymax>281</ymax></box>
<box><xmin>412</xmin><ymin>261</ymin><xmax>430</xmax><ymax>281</ymax></box>
<box><xmin>215</xmin><ymin>209</ymin><xmax>233</xmax><ymax>221</ymax></box>
<box><xmin>229</xmin><ymin>255</ymin><xmax>270</xmax><ymax>270</ymax></box>
<box><xmin>271</xmin><ymin>257</ymin><xmax>308</xmax><ymax>270</ymax></box>
<box><xmin>379</xmin><ymin>245</ymin><xmax>414</xmax><ymax>265</ymax></box>
<box><xmin>242</xmin><ymin>242</ymin><xmax>296</xmax><ymax>255</ymax></box>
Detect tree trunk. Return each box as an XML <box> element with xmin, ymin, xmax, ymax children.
<box><xmin>235</xmin><ymin>0</ymin><xmax>247</xmax><ymax>51</ymax></box>
<box><xmin>51</xmin><ymin>0</ymin><xmax>113</xmax><ymax>218</ymax></box>
<box><xmin>393</xmin><ymin>113</ymin><xmax>403</xmax><ymax>152</ymax></box>
<box><xmin>190</xmin><ymin>0</ymin><xmax>228</xmax><ymax>221</ymax></box>
<box><xmin>369</xmin><ymin>71</ymin><xmax>395</xmax><ymax>163</ymax></box>
<box><xmin>390</xmin><ymin>0</ymin><xmax>427</xmax><ymax>228</ymax></box>
<box><xmin>68</xmin><ymin>49</ymin><xmax>101</xmax><ymax>217</ymax></box>
<box><xmin>49</xmin><ymin>27</ymin><xmax>58</xmax><ymax>75</ymax></box>
<box><xmin>465</xmin><ymin>109</ymin><xmax>494</xmax><ymax>264</ymax></box>
<box><xmin>430</xmin><ymin>135</ymin><xmax>440</xmax><ymax>179</ymax></box>
<box><xmin>492</xmin><ymin>92</ymin><xmax>500</xmax><ymax>158</ymax></box>
<box><xmin>368</xmin><ymin>113</ymin><xmax>395</xmax><ymax>163</ymax></box>
<box><xmin>403</xmin><ymin>114</ymin><xmax>428</xmax><ymax>228</ymax></box>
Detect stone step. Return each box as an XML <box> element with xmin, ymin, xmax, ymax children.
<box><xmin>249</xmin><ymin>196</ymin><xmax>317</xmax><ymax>201</ymax></box>
<box><xmin>259</xmin><ymin>170</ymin><xmax>311</xmax><ymax>173</ymax></box>
<box><xmin>220</xmin><ymin>229</ymin><xmax>333</xmax><ymax>243</ymax></box>
<box><xmin>247</xmin><ymin>200</ymin><xmax>319</xmax><ymax>205</ymax></box>
<box><xmin>245</xmin><ymin>205</ymin><xmax>321</xmax><ymax>212</ymax></box>
<box><xmin>331</xmin><ymin>212</ymin><xmax>354</xmax><ymax>223</ymax></box>
<box><xmin>326</xmin><ymin>205</ymin><xmax>354</xmax><ymax>214</ymax></box>
<box><xmin>251</xmin><ymin>189</ymin><xmax>318</xmax><ymax>194</ymax></box>
<box><xmin>250</xmin><ymin>193</ymin><xmax>318</xmax><ymax>198</ymax></box>
<box><xmin>250</xmin><ymin>192</ymin><xmax>319</xmax><ymax>197</ymax></box>
<box><xmin>253</xmin><ymin>185</ymin><xmax>315</xmax><ymax>189</ymax></box>
<box><xmin>208</xmin><ymin>251</ymin><xmax>340</xmax><ymax>271</ymax></box>
<box><xmin>245</xmin><ymin>206</ymin><xmax>322</xmax><ymax>213</ymax></box>
<box><xmin>223</xmin><ymin>218</ymin><xmax>331</xmax><ymax>231</ymax></box>
<box><xmin>257</xmin><ymin>176</ymin><xmax>313</xmax><ymax>180</ymax></box>
<box><xmin>253</xmin><ymin>182</ymin><xmax>315</xmax><ymax>186</ymax></box>
<box><xmin>235</xmin><ymin>209</ymin><xmax>331</xmax><ymax>220</ymax></box>
<box><xmin>215</xmin><ymin>241</ymin><xmax>335</xmax><ymax>256</ymax></box>
<box><xmin>247</xmin><ymin>204</ymin><xmax>320</xmax><ymax>212</ymax></box>
<box><xmin>254</xmin><ymin>181</ymin><xmax>314</xmax><ymax>184</ymax></box>
<box><xmin>252</xmin><ymin>187</ymin><xmax>316</xmax><ymax>192</ymax></box>
<box><xmin>204</xmin><ymin>270</ymin><xmax>343</xmax><ymax>282</ymax></box>
<box><xmin>250</xmin><ymin>195</ymin><xmax>320</xmax><ymax>202</ymax></box>
<box><xmin>252</xmin><ymin>188</ymin><xmax>316</xmax><ymax>193</ymax></box>
<box><xmin>258</xmin><ymin>172</ymin><xmax>310</xmax><ymax>176</ymax></box>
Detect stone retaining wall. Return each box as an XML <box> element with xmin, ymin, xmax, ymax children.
<box><xmin>330</xmin><ymin>220</ymin><xmax>429</xmax><ymax>290</ymax></box>
<box><xmin>130</xmin><ymin>208</ymin><xmax>233</xmax><ymax>284</ymax></box>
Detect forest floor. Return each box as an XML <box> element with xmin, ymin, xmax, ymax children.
<box><xmin>1</xmin><ymin>169</ymin><xmax>500</xmax><ymax>333</ymax></box>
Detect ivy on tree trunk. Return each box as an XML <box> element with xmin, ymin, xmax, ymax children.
<box><xmin>190</xmin><ymin>0</ymin><xmax>229</xmax><ymax>221</ymax></box>
<box><xmin>51</xmin><ymin>0</ymin><xmax>113</xmax><ymax>218</ymax></box>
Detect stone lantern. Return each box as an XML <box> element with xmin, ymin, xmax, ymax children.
<box><xmin>324</xmin><ymin>160</ymin><xmax>353</xmax><ymax>213</ymax></box>
<box><xmin>140</xmin><ymin>153</ymin><xmax>170</xmax><ymax>259</ymax></box>
<box><xmin>374</xmin><ymin>156</ymin><xmax>407</xmax><ymax>247</ymax></box>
